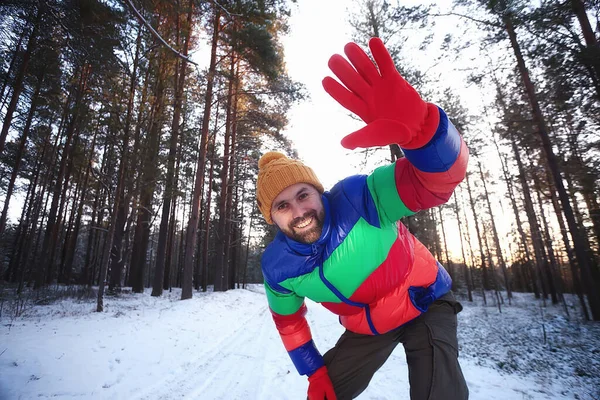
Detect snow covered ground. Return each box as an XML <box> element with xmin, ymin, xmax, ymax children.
<box><xmin>1</xmin><ymin>285</ymin><xmax>598</xmax><ymax>400</ymax></box>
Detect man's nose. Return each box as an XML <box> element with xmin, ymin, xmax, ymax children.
<box><xmin>289</xmin><ymin>202</ymin><xmax>305</xmax><ymax>220</ymax></box>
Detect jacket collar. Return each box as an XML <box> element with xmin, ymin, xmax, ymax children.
<box><xmin>283</xmin><ymin>194</ymin><xmax>331</xmax><ymax>256</ymax></box>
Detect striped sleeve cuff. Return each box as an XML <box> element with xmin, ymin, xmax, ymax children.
<box><xmin>289</xmin><ymin>340</ymin><xmax>325</xmax><ymax>376</ymax></box>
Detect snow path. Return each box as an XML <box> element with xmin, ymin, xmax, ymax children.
<box><xmin>1</xmin><ymin>287</ymin><xmax>598</xmax><ymax>400</ymax></box>
<box><xmin>132</xmin><ymin>306</ymin><xmax>272</xmax><ymax>400</ymax></box>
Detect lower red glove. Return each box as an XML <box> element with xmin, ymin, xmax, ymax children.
<box><xmin>307</xmin><ymin>366</ymin><xmax>337</xmax><ymax>400</ymax></box>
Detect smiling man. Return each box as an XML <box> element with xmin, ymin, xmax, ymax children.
<box><xmin>256</xmin><ymin>38</ymin><xmax>469</xmax><ymax>400</ymax></box>
<box><xmin>270</xmin><ymin>182</ymin><xmax>325</xmax><ymax>244</ymax></box>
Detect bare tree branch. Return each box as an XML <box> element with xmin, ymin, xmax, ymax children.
<box><xmin>210</xmin><ymin>0</ymin><xmax>243</xmax><ymax>17</ymax></box>
<box><xmin>430</xmin><ymin>12</ymin><xmax>503</xmax><ymax>29</ymax></box>
<box><xmin>122</xmin><ymin>0</ymin><xmax>198</xmax><ymax>65</ymax></box>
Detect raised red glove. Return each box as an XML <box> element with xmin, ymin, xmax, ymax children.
<box><xmin>307</xmin><ymin>366</ymin><xmax>337</xmax><ymax>400</ymax></box>
<box><xmin>322</xmin><ymin>37</ymin><xmax>439</xmax><ymax>150</ymax></box>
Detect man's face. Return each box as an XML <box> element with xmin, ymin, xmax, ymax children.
<box><xmin>271</xmin><ymin>183</ymin><xmax>325</xmax><ymax>244</ymax></box>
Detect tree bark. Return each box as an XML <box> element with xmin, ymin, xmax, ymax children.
<box><xmin>152</xmin><ymin>1</ymin><xmax>194</xmax><ymax>296</ymax></box>
<box><xmin>452</xmin><ymin>191</ymin><xmax>472</xmax><ymax>301</ymax></box>
<box><xmin>529</xmin><ymin>158</ymin><xmax>560</xmax><ymax>304</ymax></box>
<box><xmin>508</xmin><ymin>134</ymin><xmax>548</xmax><ymax>302</ymax></box>
<box><xmin>63</xmin><ymin>127</ymin><xmax>98</xmax><ymax>285</ymax></box>
<box><xmin>478</xmin><ymin>161</ymin><xmax>512</xmax><ymax>302</ymax></box>
<box><xmin>35</xmin><ymin>64</ymin><xmax>90</xmax><ymax>289</ymax></box>
<box><xmin>181</xmin><ymin>6</ymin><xmax>221</xmax><ymax>300</ymax></box>
<box><xmin>438</xmin><ymin>207</ymin><xmax>453</xmax><ymax>284</ymax></box>
<box><xmin>464</xmin><ymin>172</ymin><xmax>490</xmax><ymax>291</ymax></box>
<box><xmin>214</xmin><ymin>51</ymin><xmax>237</xmax><ymax>292</ymax></box>
<box><xmin>129</xmin><ymin>42</ymin><xmax>168</xmax><ymax>293</ymax></box>
<box><xmin>547</xmin><ymin>167</ymin><xmax>588</xmax><ymax>318</ymax></box>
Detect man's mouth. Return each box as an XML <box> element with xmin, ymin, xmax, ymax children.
<box><xmin>294</xmin><ymin>217</ymin><xmax>313</xmax><ymax>229</ymax></box>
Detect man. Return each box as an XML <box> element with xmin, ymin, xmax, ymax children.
<box><xmin>256</xmin><ymin>37</ymin><xmax>469</xmax><ymax>400</ymax></box>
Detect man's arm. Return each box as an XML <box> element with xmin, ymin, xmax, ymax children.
<box><xmin>395</xmin><ymin>107</ymin><xmax>468</xmax><ymax>212</ymax></box>
<box><xmin>265</xmin><ymin>282</ymin><xmax>336</xmax><ymax>399</ymax></box>
<box><xmin>357</xmin><ymin>108</ymin><xmax>467</xmax><ymax>225</ymax></box>
<box><xmin>369</xmin><ymin>107</ymin><xmax>468</xmax><ymax>225</ymax></box>
<box><xmin>264</xmin><ymin>282</ymin><xmax>324</xmax><ymax>376</ymax></box>
<box><xmin>322</xmin><ymin>38</ymin><xmax>468</xmax><ymax>224</ymax></box>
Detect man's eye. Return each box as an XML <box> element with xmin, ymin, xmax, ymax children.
<box><xmin>277</xmin><ymin>203</ymin><xmax>288</xmax><ymax>211</ymax></box>
<box><xmin>299</xmin><ymin>193</ymin><xmax>308</xmax><ymax>200</ymax></box>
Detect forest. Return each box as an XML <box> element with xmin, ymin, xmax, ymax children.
<box><xmin>0</xmin><ymin>0</ymin><xmax>599</xmax><ymax>325</ymax></box>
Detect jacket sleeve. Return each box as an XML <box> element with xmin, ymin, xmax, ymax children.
<box><xmin>366</xmin><ymin>106</ymin><xmax>468</xmax><ymax>225</ymax></box>
<box><xmin>265</xmin><ymin>281</ymin><xmax>324</xmax><ymax>376</ymax></box>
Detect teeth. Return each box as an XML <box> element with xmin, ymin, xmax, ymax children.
<box><xmin>295</xmin><ymin>217</ymin><xmax>313</xmax><ymax>229</ymax></box>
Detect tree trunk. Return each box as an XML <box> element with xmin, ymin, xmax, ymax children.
<box><xmin>508</xmin><ymin>134</ymin><xmax>548</xmax><ymax>303</ymax></box>
<box><xmin>4</xmin><ymin>130</ymin><xmax>48</xmax><ymax>283</ymax></box>
<box><xmin>124</xmin><ymin>57</ymin><xmax>151</xmax><ymax>288</ymax></box>
<box><xmin>164</xmin><ymin>149</ymin><xmax>182</xmax><ymax>291</ymax></box>
<box><xmin>529</xmin><ymin>158</ymin><xmax>560</xmax><ymax>305</ymax></box>
<box><xmin>464</xmin><ymin>172</ymin><xmax>490</xmax><ymax>291</ymax></box>
<box><xmin>200</xmin><ymin>135</ymin><xmax>217</xmax><ymax>292</ymax></box>
<box><xmin>478</xmin><ymin>161</ymin><xmax>512</xmax><ymax>302</ymax></box>
<box><xmin>108</xmin><ymin>23</ymin><xmax>143</xmax><ymax>292</ymax></box>
<box><xmin>57</xmin><ymin>167</ymin><xmax>83</xmax><ymax>284</ymax></box>
<box><xmin>452</xmin><ymin>191</ymin><xmax>472</xmax><ymax>301</ymax></box>
<box><xmin>214</xmin><ymin>51</ymin><xmax>237</xmax><ymax>292</ymax></box>
<box><xmin>242</xmin><ymin>205</ymin><xmax>256</xmax><ymax>289</ymax></box>
<box><xmin>495</xmin><ymin>139</ymin><xmax>536</xmax><ymax>292</ymax></box>
<box><xmin>129</xmin><ymin>42</ymin><xmax>168</xmax><ymax>293</ymax></box>
<box><xmin>547</xmin><ymin>167</ymin><xmax>588</xmax><ymax>318</ymax></box>
<box><xmin>482</xmin><ymin>222</ymin><xmax>503</xmax><ymax>312</ymax></box>
<box><xmin>181</xmin><ymin>6</ymin><xmax>221</xmax><ymax>300</ymax></box>
<box><xmin>82</xmin><ymin>179</ymin><xmax>100</xmax><ymax>285</ymax></box>
<box><xmin>152</xmin><ymin>1</ymin><xmax>194</xmax><ymax>297</ymax></box>
<box><xmin>36</xmin><ymin>64</ymin><xmax>90</xmax><ymax>289</ymax></box>
<box><xmin>438</xmin><ymin>207</ymin><xmax>453</xmax><ymax>284</ymax></box>
<box><xmin>225</xmin><ymin>60</ymin><xmax>241</xmax><ymax>290</ymax></box>
<box><xmin>63</xmin><ymin>128</ymin><xmax>98</xmax><ymax>285</ymax></box>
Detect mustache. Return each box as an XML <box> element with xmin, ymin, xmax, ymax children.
<box><xmin>290</xmin><ymin>211</ymin><xmax>316</xmax><ymax>228</ymax></box>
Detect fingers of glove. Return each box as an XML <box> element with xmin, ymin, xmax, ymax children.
<box><xmin>322</xmin><ymin>76</ymin><xmax>370</xmax><ymax>122</ymax></box>
<box><xmin>368</xmin><ymin>37</ymin><xmax>402</xmax><ymax>82</ymax></box>
<box><xmin>344</xmin><ymin>42</ymin><xmax>380</xmax><ymax>85</ymax></box>
<box><xmin>327</xmin><ymin>54</ymin><xmax>372</xmax><ymax>101</ymax></box>
<box><xmin>340</xmin><ymin>120</ymin><xmax>412</xmax><ymax>150</ymax></box>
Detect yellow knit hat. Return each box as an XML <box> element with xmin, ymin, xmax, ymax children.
<box><xmin>256</xmin><ymin>152</ymin><xmax>324</xmax><ymax>224</ymax></box>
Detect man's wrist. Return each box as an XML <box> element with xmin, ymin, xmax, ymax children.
<box><xmin>401</xmin><ymin>103</ymin><xmax>440</xmax><ymax>150</ymax></box>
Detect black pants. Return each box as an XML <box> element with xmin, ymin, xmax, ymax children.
<box><xmin>323</xmin><ymin>293</ymin><xmax>469</xmax><ymax>400</ymax></box>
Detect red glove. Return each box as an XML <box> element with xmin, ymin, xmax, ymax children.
<box><xmin>322</xmin><ymin>37</ymin><xmax>439</xmax><ymax>150</ymax></box>
<box><xmin>307</xmin><ymin>366</ymin><xmax>337</xmax><ymax>400</ymax></box>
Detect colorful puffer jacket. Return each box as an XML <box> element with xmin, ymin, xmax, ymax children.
<box><xmin>261</xmin><ymin>107</ymin><xmax>469</xmax><ymax>377</ymax></box>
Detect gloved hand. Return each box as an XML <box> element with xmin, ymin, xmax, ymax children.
<box><xmin>307</xmin><ymin>366</ymin><xmax>337</xmax><ymax>400</ymax></box>
<box><xmin>322</xmin><ymin>37</ymin><xmax>439</xmax><ymax>150</ymax></box>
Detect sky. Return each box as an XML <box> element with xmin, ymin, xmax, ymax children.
<box><xmin>278</xmin><ymin>0</ymin><xmax>441</xmax><ymax>190</ymax></box>
<box><xmin>278</xmin><ymin>0</ymin><xmax>365</xmax><ymax>189</ymax></box>
<box><xmin>1</xmin><ymin>285</ymin><xmax>598</xmax><ymax>400</ymax></box>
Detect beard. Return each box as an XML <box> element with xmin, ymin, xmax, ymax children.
<box><xmin>281</xmin><ymin>209</ymin><xmax>326</xmax><ymax>244</ymax></box>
